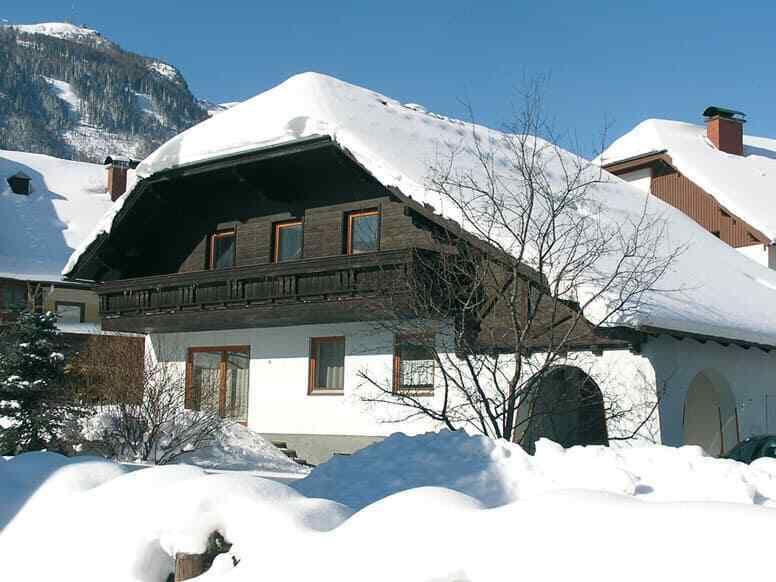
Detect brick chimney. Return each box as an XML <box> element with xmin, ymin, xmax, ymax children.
<box><xmin>104</xmin><ymin>156</ymin><xmax>137</xmax><ymax>201</ymax></box>
<box><xmin>703</xmin><ymin>106</ymin><xmax>746</xmax><ymax>156</ymax></box>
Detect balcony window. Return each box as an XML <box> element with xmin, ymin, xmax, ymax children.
<box><xmin>308</xmin><ymin>337</ymin><xmax>345</xmax><ymax>394</ymax></box>
<box><xmin>186</xmin><ymin>346</ymin><xmax>250</xmax><ymax>421</ymax></box>
<box><xmin>209</xmin><ymin>229</ymin><xmax>236</xmax><ymax>270</ymax></box>
<box><xmin>274</xmin><ymin>220</ymin><xmax>303</xmax><ymax>262</ymax></box>
<box><xmin>393</xmin><ymin>335</ymin><xmax>435</xmax><ymax>394</ymax></box>
<box><xmin>55</xmin><ymin>301</ymin><xmax>85</xmax><ymax>324</ymax></box>
<box><xmin>347</xmin><ymin>210</ymin><xmax>380</xmax><ymax>254</ymax></box>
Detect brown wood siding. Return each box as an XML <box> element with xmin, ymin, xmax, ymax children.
<box><xmin>646</xmin><ymin>163</ymin><xmax>767</xmax><ymax>248</ymax></box>
<box><xmin>105</xmin><ymin>145</ymin><xmax>441</xmax><ymax>281</ymax></box>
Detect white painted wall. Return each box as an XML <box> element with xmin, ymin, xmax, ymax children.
<box><xmin>537</xmin><ymin>336</ymin><xmax>776</xmax><ymax>454</ymax></box>
<box><xmin>617</xmin><ymin>168</ymin><xmax>652</xmax><ymax>193</ymax></box>
<box><xmin>146</xmin><ymin>320</ymin><xmax>776</xmax><ymax>457</ymax></box>
<box><xmin>555</xmin><ymin>349</ymin><xmax>660</xmax><ymax>444</ymax></box>
<box><xmin>643</xmin><ymin>335</ymin><xmax>776</xmax><ymax>452</ymax></box>
<box><xmin>148</xmin><ymin>322</ymin><xmax>444</xmax><ymax>439</ymax></box>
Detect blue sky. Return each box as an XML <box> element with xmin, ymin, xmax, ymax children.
<box><xmin>4</xmin><ymin>1</ymin><xmax>776</xmax><ymax>156</ymax></box>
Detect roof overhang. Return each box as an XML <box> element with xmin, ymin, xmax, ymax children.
<box><xmin>598</xmin><ymin>324</ymin><xmax>776</xmax><ymax>353</ymax></box>
<box><xmin>601</xmin><ymin>149</ymin><xmax>671</xmax><ymax>175</ymax></box>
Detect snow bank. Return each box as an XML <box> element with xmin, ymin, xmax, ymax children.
<box><xmin>66</xmin><ymin>72</ymin><xmax>776</xmax><ymax>346</ymax></box>
<box><xmin>0</xmin><ymin>455</ymin><xmax>349</xmax><ymax>581</ymax></box>
<box><xmin>175</xmin><ymin>421</ymin><xmax>309</xmax><ymax>473</ymax></box>
<box><xmin>81</xmin><ymin>411</ymin><xmax>308</xmax><ymax>473</ymax></box>
<box><xmin>3</xmin><ymin>432</ymin><xmax>776</xmax><ymax>581</ymax></box>
<box><xmin>294</xmin><ymin>430</ymin><xmax>776</xmax><ymax>510</ymax></box>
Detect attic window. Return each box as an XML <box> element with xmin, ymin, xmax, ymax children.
<box><xmin>7</xmin><ymin>172</ymin><xmax>31</xmax><ymax>195</ymax></box>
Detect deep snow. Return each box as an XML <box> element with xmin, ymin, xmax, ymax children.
<box><xmin>2</xmin><ymin>431</ymin><xmax>776</xmax><ymax>581</ymax></box>
<box><xmin>64</xmin><ymin>72</ymin><xmax>776</xmax><ymax>347</ymax></box>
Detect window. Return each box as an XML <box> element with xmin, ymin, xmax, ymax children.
<box><xmin>274</xmin><ymin>220</ymin><xmax>303</xmax><ymax>262</ymax></box>
<box><xmin>1</xmin><ymin>287</ymin><xmax>27</xmax><ymax>310</ymax></box>
<box><xmin>347</xmin><ymin>210</ymin><xmax>380</xmax><ymax>254</ymax></box>
<box><xmin>186</xmin><ymin>346</ymin><xmax>250</xmax><ymax>421</ymax></box>
<box><xmin>7</xmin><ymin>172</ymin><xmax>31</xmax><ymax>195</ymax></box>
<box><xmin>308</xmin><ymin>337</ymin><xmax>345</xmax><ymax>394</ymax></box>
<box><xmin>393</xmin><ymin>335</ymin><xmax>435</xmax><ymax>394</ymax></box>
<box><xmin>55</xmin><ymin>301</ymin><xmax>85</xmax><ymax>324</ymax></box>
<box><xmin>209</xmin><ymin>229</ymin><xmax>236</xmax><ymax>270</ymax></box>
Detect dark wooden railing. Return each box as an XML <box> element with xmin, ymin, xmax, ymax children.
<box><xmin>98</xmin><ymin>249</ymin><xmax>423</xmax><ymax>318</ymax></box>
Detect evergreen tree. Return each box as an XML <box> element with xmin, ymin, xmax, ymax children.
<box><xmin>0</xmin><ymin>311</ymin><xmax>83</xmax><ymax>454</ymax></box>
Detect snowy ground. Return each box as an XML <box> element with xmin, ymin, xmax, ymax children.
<box><xmin>2</xmin><ymin>430</ymin><xmax>776</xmax><ymax>581</ymax></box>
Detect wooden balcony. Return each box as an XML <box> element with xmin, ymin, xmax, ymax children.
<box><xmin>98</xmin><ymin>249</ymin><xmax>426</xmax><ymax>334</ymax></box>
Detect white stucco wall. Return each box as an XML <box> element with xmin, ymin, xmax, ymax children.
<box><xmin>617</xmin><ymin>167</ymin><xmax>652</xmax><ymax>193</ymax></box>
<box><xmin>550</xmin><ymin>349</ymin><xmax>661</xmax><ymax>444</ymax></box>
<box><xmin>643</xmin><ymin>335</ymin><xmax>776</xmax><ymax>452</ymax></box>
<box><xmin>537</xmin><ymin>335</ymin><xmax>776</xmax><ymax>454</ymax></box>
<box><xmin>147</xmin><ymin>322</ymin><xmax>445</xmax><ymax>440</ymax></box>
<box><xmin>146</xmin><ymin>321</ymin><xmax>776</xmax><ymax>458</ymax></box>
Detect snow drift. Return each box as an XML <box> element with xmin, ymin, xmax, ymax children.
<box><xmin>2</xmin><ymin>431</ymin><xmax>776</xmax><ymax>581</ymax></box>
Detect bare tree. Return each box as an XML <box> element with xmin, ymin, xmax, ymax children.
<box><xmin>73</xmin><ymin>338</ymin><xmax>224</xmax><ymax>464</ymax></box>
<box><xmin>358</xmin><ymin>81</ymin><xmax>680</xmax><ymax>446</ymax></box>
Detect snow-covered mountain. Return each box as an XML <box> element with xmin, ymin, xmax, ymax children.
<box><xmin>0</xmin><ymin>22</ymin><xmax>234</xmax><ymax>163</ymax></box>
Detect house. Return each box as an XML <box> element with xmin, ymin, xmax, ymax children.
<box><xmin>0</xmin><ymin>149</ymin><xmax>140</xmax><ymax>351</ymax></box>
<box><xmin>65</xmin><ymin>73</ymin><xmax>776</xmax><ymax>464</ymax></box>
<box><xmin>598</xmin><ymin>107</ymin><xmax>776</xmax><ymax>269</ymax></box>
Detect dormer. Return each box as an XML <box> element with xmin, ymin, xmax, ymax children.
<box><xmin>7</xmin><ymin>171</ymin><xmax>32</xmax><ymax>195</ymax></box>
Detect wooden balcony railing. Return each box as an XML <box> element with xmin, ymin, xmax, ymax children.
<box><xmin>98</xmin><ymin>249</ymin><xmax>424</xmax><ymax>318</ymax></box>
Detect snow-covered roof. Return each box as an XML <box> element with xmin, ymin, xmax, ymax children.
<box><xmin>598</xmin><ymin>118</ymin><xmax>776</xmax><ymax>242</ymax></box>
<box><xmin>0</xmin><ymin>149</ymin><xmax>128</xmax><ymax>283</ymax></box>
<box><xmin>66</xmin><ymin>73</ymin><xmax>776</xmax><ymax>346</ymax></box>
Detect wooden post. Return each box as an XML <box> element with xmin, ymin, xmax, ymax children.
<box><xmin>175</xmin><ymin>553</ymin><xmax>206</xmax><ymax>581</ymax></box>
<box><xmin>174</xmin><ymin>531</ymin><xmax>233</xmax><ymax>581</ymax></box>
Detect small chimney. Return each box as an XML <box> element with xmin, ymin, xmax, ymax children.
<box><xmin>703</xmin><ymin>106</ymin><xmax>746</xmax><ymax>156</ymax></box>
<box><xmin>104</xmin><ymin>156</ymin><xmax>138</xmax><ymax>202</ymax></box>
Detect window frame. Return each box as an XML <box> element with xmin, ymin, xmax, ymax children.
<box><xmin>346</xmin><ymin>209</ymin><xmax>381</xmax><ymax>255</ymax></box>
<box><xmin>308</xmin><ymin>336</ymin><xmax>346</xmax><ymax>395</ymax></box>
<box><xmin>208</xmin><ymin>228</ymin><xmax>237</xmax><ymax>270</ymax></box>
<box><xmin>185</xmin><ymin>345</ymin><xmax>250</xmax><ymax>421</ymax></box>
<box><xmin>273</xmin><ymin>219</ymin><xmax>304</xmax><ymax>263</ymax></box>
<box><xmin>55</xmin><ymin>301</ymin><xmax>86</xmax><ymax>324</ymax></box>
<box><xmin>393</xmin><ymin>334</ymin><xmax>436</xmax><ymax>396</ymax></box>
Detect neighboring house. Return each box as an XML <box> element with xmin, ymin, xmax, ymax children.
<box><xmin>65</xmin><ymin>73</ymin><xmax>776</xmax><ymax>464</ymax></box>
<box><xmin>598</xmin><ymin>107</ymin><xmax>776</xmax><ymax>268</ymax></box>
<box><xmin>0</xmin><ymin>149</ymin><xmax>138</xmax><ymax>348</ymax></box>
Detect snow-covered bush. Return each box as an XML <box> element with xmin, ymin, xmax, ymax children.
<box><xmin>0</xmin><ymin>310</ymin><xmax>86</xmax><ymax>454</ymax></box>
<box><xmin>80</xmin><ymin>356</ymin><xmax>223</xmax><ymax>464</ymax></box>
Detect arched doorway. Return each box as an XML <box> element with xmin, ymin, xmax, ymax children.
<box><xmin>517</xmin><ymin>366</ymin><xmax>609</xmax><ymax>453</ymax></box>
<box><xmin>684</xmin><ymin>370</ymin><xmax>738</xmax><ymax>456</ymax></box>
